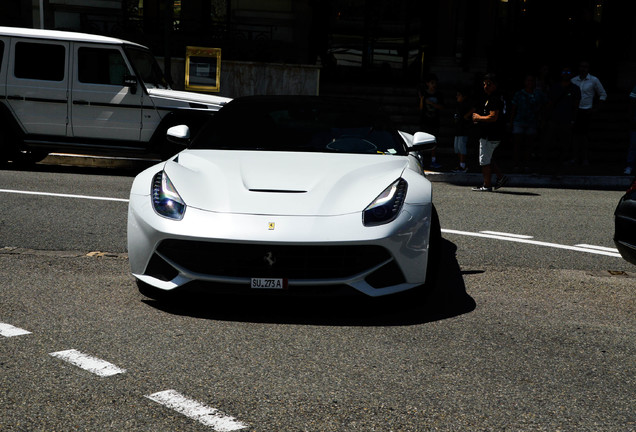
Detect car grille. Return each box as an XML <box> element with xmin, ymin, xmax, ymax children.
<box><xmin>154</xmin><ymin>240</ymin><xmax>392</xmax><ymax>280</ymax></box>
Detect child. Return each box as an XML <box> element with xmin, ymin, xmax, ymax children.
<box><xmin>452</xmin><ymin>88</ymin><xmax>473</xmax><ymax>173</ymax></box>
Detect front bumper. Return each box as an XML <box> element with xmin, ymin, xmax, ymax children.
<box><xmin>127</xmin><ymin>197</ymin><xmax>434</xmax><ymax>297</ymax></box>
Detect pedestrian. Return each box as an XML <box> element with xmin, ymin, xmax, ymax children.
<box><xmin>570</xmin><ymin>61</ymin><xmax>607</xmax><ymax>165</ymax></box>
<box><xmin>535</xmin><ymin>64</ymin><xmax>552</xmax><ymax>94</ymax></box>
<box><xmin>471</xmin><ymin>73</ymin><xmax>509</xmax><ymax>191</ymax></box>
<box><xmin>543</xmin><ymin>68</ymin><xmax>581</xmax><ymax>168</ymax></box>
<box><xmin>625</xmin><ymin>84</ymin><xmax>636</xmax><ymax>175</ymax></box>
<box><xmin>510</xmin><ymin>74</ymin><xmax>547</xmax><ymax>171</ymax></box>
<box><xmin>418</xmin><ymin>73</ymin><xmax>444</xmax><ymax>169</ymax></box>
<box><xmin>452</xmin><ymin>88</ymin><xmax>473</xmax><ymax>173</ymax></box>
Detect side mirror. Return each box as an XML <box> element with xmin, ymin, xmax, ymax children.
<box><xmin>167</xmin><ymin>125</ymin><xmax>190</xmax><ymax>139</ymax></box>
<box><xmin>166</xmin><ymin>125</ymin><xmax>191</xmax><ymax>147</ymax></box>
<box><xmin>124</xmin><ymin>75</ymin><xmax>138</xmax><ymax>94</ymax></box>
<box><xmin>409</xmin><ymin>131</ymin><xmax>436</xmax><ymax>152</ymax></box>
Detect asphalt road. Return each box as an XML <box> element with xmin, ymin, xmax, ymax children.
<box><xmin>0</xmin><ymin>165</ymin><xmax>634</xmax><ymax>431</ymax></box>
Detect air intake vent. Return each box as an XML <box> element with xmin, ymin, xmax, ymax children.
<box><xmin>248</xmin><ymin>189</ymin><xmax>307</xmax><ymax>193</ymax></box>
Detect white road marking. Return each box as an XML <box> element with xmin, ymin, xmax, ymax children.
<box><xmin>575</xmin><ymin>244</ymin><xmax>621</xmax><ymax>253</ymax></box>
<box><xmin>480</xmin><ymin>231</ymin><xmax>534</xmax><ymax>239</ymax></box>
<box><xmin>442</xmin><ymin>229</ymin><xmax>622</xmax><ymax>258</ymax></box>
<box><xmin>49</xmin><ymin>349</ymin><xmax>126</xmax><ymax>377</ymax></box>
<box><xmin>0</xmin><ymin>187</ymin><xmax>622</xmax><ymax>261</ymax></box>
<box><xmin>146</xmin><ymin>390</ymin><xmax>248</xmax><ymax>431</ymax></box>
<box><xmin>0</xmin><ymin>322</ymin><xmax>31</xmax><ymax>337</ymax></box>
<box><xmin>0</xmin><ymin>188</ymin><xmax>128</xmax><ymax>203</ymax></box>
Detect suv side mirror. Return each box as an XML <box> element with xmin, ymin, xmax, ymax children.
<box><xmin>124</xmin><ymin>75</ymin><xmax>138</xmax><ymax>94</ymax></box>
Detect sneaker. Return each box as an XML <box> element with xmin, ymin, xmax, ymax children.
<box><xmin>494</xmin><ymin>175</ymin><xmax>509</xmax><ymax>190</ymax></box>
<box><xmin>430</xmin><ymin>161</ymin><xmax>442</xmax><ymax>169</ymax></box>
<box><xmin>452</xmin><ymin>166</ymin><xmax>468</xmax><ymax>173</ymax></box>
<box><xmin>472</xmin><ymin>185</ymin><xmax>492</xmax><ymax>192</ymax></box>
<box><xmin>624</xmin><ymin>167</ymin><xmax>633</xmax><ymax>175</ymax></box>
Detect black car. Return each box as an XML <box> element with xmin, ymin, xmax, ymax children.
<box><xmin>614</xmin><ymin>177</ymin><xmax>636</xmax><ymax>265</ymax></box>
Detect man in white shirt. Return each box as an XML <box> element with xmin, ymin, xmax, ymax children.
<box><xmin>570</xmin><ymin>61</ymin><xmax>607</xmax><ymax>165</ymax></box>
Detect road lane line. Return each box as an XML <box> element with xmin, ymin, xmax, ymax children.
<box><xmin>480</xmin><ymin>231</ymin><xmax>534</xmax><ymax>239</ymax></box>
<box><xmin>49</xmin><ymin>349</ymin><xmax>126</xmax><ymax>377</ymax></box>
<box><xmin>0</xmin><ymin>322</ymin><xmax>31</xmax><ymax>337</ymax></box>
<box><xmin>0</xmin><ymin>188</ymin><xmax>128</xmax><ymax>203</ymax></box>
<box><xmin>575</xmin><ymin>244</ymin><xmax>620</xmax><ymax>253</ymax></box>
<box><xmin>442</xmin><ymin>229</ymin><xmax>623</xmax><ymax>258</ymax></box>
<box><xmin>146</xmin><ymin>390</ymin><xmax>248</xmax><ymax>431</ymax></box>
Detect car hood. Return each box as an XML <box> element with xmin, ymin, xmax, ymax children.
<box><xmin>163</xmin><ymin>150</ymin><xmax>410</xmax><ymax>216</ymax></box>
<box><xmin>147</xmin><ymin>88</ymin><xmax>231</xmax><ymax>111</ymax></box>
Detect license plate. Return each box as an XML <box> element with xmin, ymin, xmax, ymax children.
<box><xmin>250</xmin><ymin>278</ymin><xmax>287</xmax><ymax>289</ymax></box>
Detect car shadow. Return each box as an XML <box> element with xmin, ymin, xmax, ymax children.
<box><xmin>0</xmin><ymin>159</ymin><xmax>155</xmax><ymax>177</ymax></box>
<box><xmin>494</xmin><ymin>190</ymin><xmax>541</xmax><ymax>196</ymax></box>
<box><xmin>142</xmin><ymin>238</ymin><xmax>476</xmax><ymax>327</ymax></box>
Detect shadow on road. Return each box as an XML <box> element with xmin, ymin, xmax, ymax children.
<box><xmin>142</xmin><ymin>238</ymin><xmax>476</xmax><ymax>326</ymax></box>
<box><xmin>0</xmin><ymin>159</ymin><xmax>155</xmax><ymax>177</ymax></box>
<box><xmin>494</xmin><ymin>190</ymin><xmax>541</xmax><ymax>196</ymax></box>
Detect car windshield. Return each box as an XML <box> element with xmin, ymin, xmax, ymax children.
<box><xmin>190</xmin><ymin>97</ymin><xmax>408</xmax><ymax>155</ymax></box>
<box><xmin>124</xmin><ymin>46</ymin><xmax>170</xmax><ymax>89</ymax></box>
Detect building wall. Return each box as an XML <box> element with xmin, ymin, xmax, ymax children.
<box><xmin>6</xmin><ymin>0</ymin><xmax>636</xmax><ymax>92</ymax></box>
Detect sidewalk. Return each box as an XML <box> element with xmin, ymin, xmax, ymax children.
<box><xmin>40</xmin><ymin>152</ymin><xmax>633</xmax><ymax>191</ymax></box>
<box><xmin>423</xmin><ymin>147</ymin><xmax>634</xmax><ymax>191</ymax></box>
<box><xmin>40</xmin><ymin>153</ymin><xmax>159</xmax><ymax>171</ymax></box>
<box><xmin>425</xmin><ymin>169</ymin><xmax>632</xmax><ymax>191</ymax></box>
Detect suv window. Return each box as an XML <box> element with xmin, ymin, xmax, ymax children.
<box><xmin>78</xmin><ymin>47</ymin><xmax>127</xmax><ymax>85</ymax></box>
<box><xmin>14</xmin><ymin>42</ymin><xmax>65</xmax><ymax>81</ymax></box>
<box><xmin>124</xmin><ymin>46</ymin><xmax>169</xmax><ymax>89</ymax></box>
<box><xmin>0</xmin><ymin>40</ymin><xmax>4</xmax><ymax>70</ymax></box>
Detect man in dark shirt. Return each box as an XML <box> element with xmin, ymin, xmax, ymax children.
<box><xmin>471</xmin><ymin>73</ymin><xmax>508</xmax><ymax>191</ymax></box>
<box><xmin>544</xmin><ymin>68</ymin><xmax>581</xmax><ymax>166</ymax></box>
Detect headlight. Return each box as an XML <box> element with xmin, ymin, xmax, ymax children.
<box><xmin>151</xmin><ymin>171</ymin><xmax>186</xmax><ymax>220</ymax></box>
<box><xmin>363</xmin><ymin>178</ymin><xmax>407</xmax><ymax>226</ymax></box>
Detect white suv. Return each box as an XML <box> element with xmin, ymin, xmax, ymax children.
<box><xmin>0</xmin><ymin>26</ymin><xmax>230</xmax><ymax>163</ymax></box>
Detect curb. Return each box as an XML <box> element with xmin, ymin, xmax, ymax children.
<box><xmin>41</xmin><ymin>153</ymin><xmax>159</xmax><ymax>170</ymax></box>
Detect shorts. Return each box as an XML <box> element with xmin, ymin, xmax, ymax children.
<box><xmin>454</xmin><ymin>136</ymin><xmax>468</xmax><ymax>155</ymax></box>
<box><xmin>512</xmin><ymin>122</ymin><xmax>538</xmax><ymax>136</ymax></box>
<box><xmin>479</xmin><ymin>138</ymin><xmax>500</xmax><ymax>166</ymax></box>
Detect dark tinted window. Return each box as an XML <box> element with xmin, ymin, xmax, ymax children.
<box><xmin>0</xmin><ymin>41</ymin><xmax>4</xmax><ymax>70</ymax></box>
<box><xmin>78</xmin><ymin>47</ymin><xmax>127</xmax><ymax>85</ymax></box>
<box><xmin>124</xmin><ymin>46</ymin><xmax>169</xmax><ymax>89</ymax></box>
<box><xmin>192</xmin><ymin>97</ymin><xmax>406</xmax><ymax>155</ymax></box>
<box><xmin>14</xmin><ymin>42</ymin><xmax>65</xmax><ymax>81</ymax></box>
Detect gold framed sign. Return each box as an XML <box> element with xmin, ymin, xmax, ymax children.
<box><xmin>185</xmin><ymin>46</ymin><xmax>221</xmax><ymax>92</ymax></box>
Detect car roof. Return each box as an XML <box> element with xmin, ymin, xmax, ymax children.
<box><xmin>0</xmin><ymin>26</ymin><xmax>146</xmax><ymax>48</ymax></box>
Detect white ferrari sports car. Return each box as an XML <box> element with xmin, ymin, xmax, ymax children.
<box><xmin>127</xmin><ymin>96</ymin><xmax>440</xmax><ymax>298</ymax></box>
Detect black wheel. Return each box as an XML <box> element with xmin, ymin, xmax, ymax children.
<box><xmin>0</xmin><ymin>123</ymin><xmax>47</xmax><ymax>165</ymax></box>
<box><xmin>12</xmin><ymin>149</ymin><xmax>49</xmax><ymax>165</ymax></box>
<box><xmin>0</xmin><ymin>119</ymin><xmax>15</xmax><ymax>165</ymax></box>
